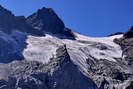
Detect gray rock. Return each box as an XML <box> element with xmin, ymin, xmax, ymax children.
<box><xmin>0</xmin><ymin>45</ymin><xmax>98</xmax><ymax>89</ymax></box>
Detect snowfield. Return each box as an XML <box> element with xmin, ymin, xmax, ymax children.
<box><xmin>21</xmin><ymin>32</ymin><xmax>123</xmax><ymax>75</ymax></box>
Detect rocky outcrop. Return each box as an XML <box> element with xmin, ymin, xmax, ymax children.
<box><xmin>0</xmin><ymin>45</ymin><xmax>98</xmax><ymax>89</ymax></box>
<box><xmin>77</xmin><ymin>41</ymin><xmax>133</xmax><ymax>89</ymax></box>
<box><xmin>0</xmin><ymin>5</ymin><xmax>74</xmax><ymax>38</ymax></box>
<box><xmin>15</xmin><ymin>16</ymin><xmax>43</xmax><ymax>35</ymax></box>
<box><xmin>124</xmin><ymin>26</ymin><xmax>133</xmax><ymax>38</ymax></box>
<box><xmin>110</xmin><ymin>27</ymin><xmax>133</xmax><ymax>89</ymax></box>
<box><xmin>27</xmin><ymin>7</ymin><xmax>75</xmax><ymax>39</ymax></box>
<box><xmin>126</xmin><ymin>81</ymin><xmax>133</xmax><ymax>89</ymax></box>
<box><xmin>114</xmin><ymin>27</ymin><xmax>133</xmax><ymax>67</ymax></box>
<box><xmin>0</xmin><ymin>5</ymin><xmax>16</xmax><ymax>33</ymax></box>
<box><xmin>0</xmin><ymin>5</ymin><xmax>42</xmax><ymax>35</ymax></box>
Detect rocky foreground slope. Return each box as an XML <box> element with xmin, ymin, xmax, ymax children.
<box><xmin>0</xmin><ymin>5</ymin><xmax>133</xmax><ymax>89</ymax></box>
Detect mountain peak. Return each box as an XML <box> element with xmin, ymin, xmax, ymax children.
<box><xmin>27</xmin><ymin>7</ymin><xmax>75</xmax><ymax>39</ymax></box>
<box><xmin>27</xmin><ymin>7</ymin><xmax>65</xmax><ymax>29</ymax></box>
<box><xmin>38</xmin><ymin>7</ymin><xmax>54</xmax><ymax>13</ymax></box>
<box><xmin>0</xmin><ymin>5</ymin><xmax>75</xmax><ymax>38</ymax></box>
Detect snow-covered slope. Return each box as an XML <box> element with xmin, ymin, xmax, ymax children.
<box><xmin>24</xmin><ymin>32</ymin><xmax>123</xmax><ymax>62</ymax></box>
<box><xmin>0</xmin><ymin>29</ymin><xmax>125</xmax><ymax>89</ymax></box>
<box><xmin>20</xmin><ymin>32</ymin><xmax>123</xmax><ymax>74</ymax></box>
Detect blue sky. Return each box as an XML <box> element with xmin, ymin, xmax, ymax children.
<box><xmin>0</xmin><ymin>0</ymin><xmax>133</xmax><ymax>37</ymax></box>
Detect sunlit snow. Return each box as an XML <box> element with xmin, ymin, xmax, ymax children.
<box><xmin>21</xmin><ymin>32</ymin><xmax>123</xmax><ymax>75</ymax></box>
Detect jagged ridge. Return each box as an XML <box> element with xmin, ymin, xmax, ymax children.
<box><xmin>0</xmin><ymin>5</ymin><xmax>75</xmax><ymax>39</ymax></box>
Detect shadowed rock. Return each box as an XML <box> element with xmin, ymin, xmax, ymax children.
<box><xmin>27</xmin><ymin>7</ymin><xmax>75</xmax><ymax>39</ymax></box>
<box><xmin>124</xmin><ymin>26</ymin><xmax>133</xmax><ymax>38</ymax></box>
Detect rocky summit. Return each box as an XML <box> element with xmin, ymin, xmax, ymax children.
<box><xmin>0</xmin><ymin>5</ymin><xmax>133</xmax><ymax>89</ymax></box>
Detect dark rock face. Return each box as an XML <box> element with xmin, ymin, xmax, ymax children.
<box><xmin>0</xmin><ymin>5</ymin><xmax>16</xmax><ymax>33</ymax></box>
<box><xmin>0</xmin><ymin>5</ymin><xmax>75</xmax><ymax>38</ymax></box>
<box><xmin>15</xmin><ymin>16</ymin><xmax>44</xmax><ymax>36</ymax></box>
<box><xmin>108</xmin><ymin>32</ymin><xmax>124</xmax><ymax>36</ymax></box>
<box><xmin>0</xmin><ymin>5</ymin><xmax>41</xmax><ymax>35</ymax></box>
<box><xmin>114</xmin><ymin>27</ymin><xmax>133</xmax><ymax>67</ymax></box>
<box><xmin>85</xmin><ymin>48</ymin><xmax>132</xmax><ymax>89</ymax></box>
<box><xmin>111</xmin><ymin>26</ymin><xmax>133</xmax><ymax>89</ymax></box>
<box><xmin>27</xmin><ymin>7</ymin><xmax>75</xmax><ymax>38</ymax></box>
<box><xmin>27</xmin><ymin>7</ymin><xmax>65</xmax><ymax>33</ymax></box>
<box><xmin>124</xmin><ymin>26</ymin><xmax>133</xmax><ymax>38</ymax></box>
<box><xmin>126</xmin><ymin>81</ymin><xmax>133</xmax><ymax>89</ymax></box>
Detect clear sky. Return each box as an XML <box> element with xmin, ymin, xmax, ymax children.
<box><xmin>0</xmin><ymin>0</ymin><xmax>133</xmax><ymax>37</ymax></box>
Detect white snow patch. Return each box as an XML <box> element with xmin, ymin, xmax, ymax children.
<box><xmin>23</xmin><ymin>35</ymin><xmax>59</xmax><ymax>64</ymax></box>
<box><xmin>75</xmin><ymin>32</ymin><xmax>122</xmax><ymax>47</ymax></box>
<box><xmin>75</xmin><ymin>33</ymin><xmax>123</xmax><ymax>61</ymax></box>
<box><xmin>60</xmin><ymin>33</ymin><xmax>123</xmax><ymax>73</ymax></box>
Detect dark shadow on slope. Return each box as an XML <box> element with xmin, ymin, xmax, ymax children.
<box><xmin>0</xmin><ymin>31</ymin><xmax>27</xmax><ymax>63</ymax></box>
<box><xmin>0</xmin><ymin>30</ymin><xmax>46</xmax><ymax>63</ymax></box>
